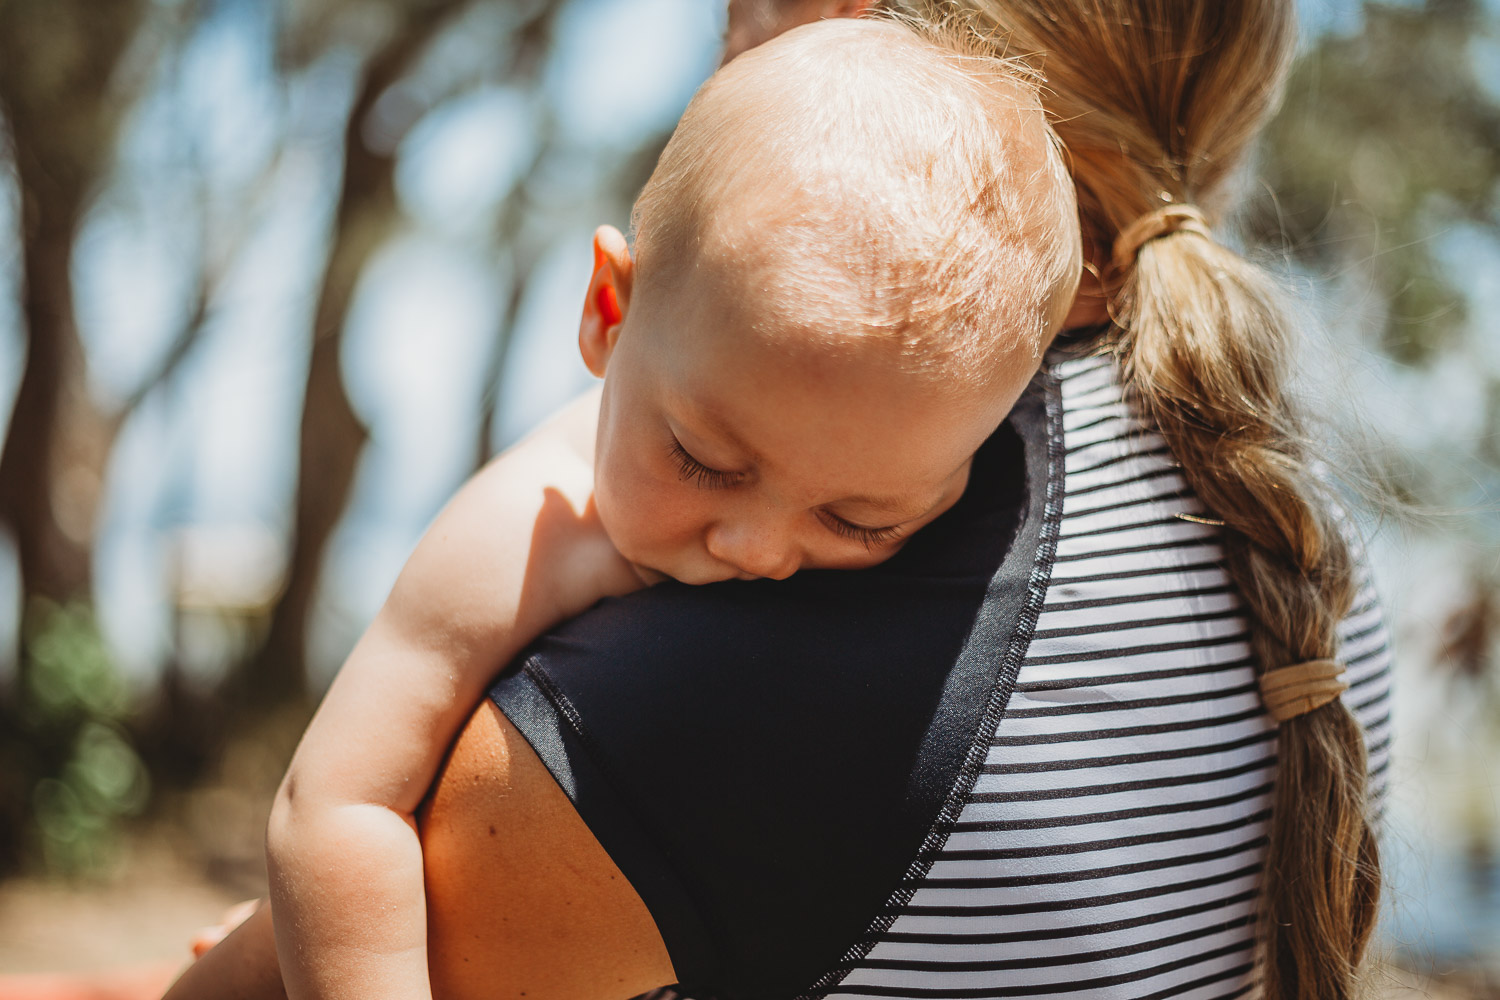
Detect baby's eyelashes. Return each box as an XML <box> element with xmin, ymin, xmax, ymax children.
<box><xmin>669</xmin><ymin>437</ymin><xmax>742</xmax><ymax>489</ymax></box>
<box><xmin>819</xmin><ymin>512</ymin><xmax>906</xmax><ymax>549</ymax></box>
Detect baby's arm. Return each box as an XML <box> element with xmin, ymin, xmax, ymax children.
<box><xmin>265</xmin><ymin>394</ymin><xmax>641</xmax><ymax>1000</ymax></box>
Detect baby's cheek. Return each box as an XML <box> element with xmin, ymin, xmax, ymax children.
<box><xmin>596</xmin><ymin>465</ymin><xmax>687</xmax><ymax>556</ymax></box>
<box><xmin>633</xmin><ymin>487</ymin><xmax>705</xmax><ymax>548</ymax></box>
<box><xmin>589</xmin><ymin>459</ymin><xmax>629</xmax><ymax>538</ymax></box>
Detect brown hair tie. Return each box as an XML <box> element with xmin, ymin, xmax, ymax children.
<box><xmin>1258</xmin><ymin>659</ymin><xmax>1349</xmax><ymax>722</ymax></box>
<box><xmin>1110</xmin><ymin>204</ymin><xmax>1213</xmax><ymax>272</ymax></box>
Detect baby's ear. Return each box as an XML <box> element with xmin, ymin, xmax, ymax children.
<box><xmin>579</xmin><ymin>225</ymin><xmax>634</xmax><ymax>378</ymax></box>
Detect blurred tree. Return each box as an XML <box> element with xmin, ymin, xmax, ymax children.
<box><xmin>242</xmin><ymin>0</ymin><xmax>598</xmax><ymax>712</ymax></box>
<box><xmin>1252</xmin><ymin>0</ymin><xmax>1500</xmax><ymax>658</ymax></box>
<box><xmin>237</xmin><ymin>0</ymin><xmax>478</xmax><ymax>713</ymax></box>
<box><xmin>0</xmin><ymin>0</ymin><xmax>662</xmax><ymax>868</ymax></box>
<box><xmin>473</xmin><ymin>8</ymin><xmax>562</xmax><ymax>471</ymax></box>
<box><xmin>1251</xmin><ymin>0</ymin><xmax>1500</xmax><ymax>894</ymax></box>
<box><xmin>0</xmin><ymin>0</ymin><xmax>149</xmax><ymax>623</ymax></box>
<box><xmin>0</xmin><ymin>0</ymin><xmax>184</xmax><ymax>873</ymax></box>
<box><xmin>0</xmin><ymin>0</ymin><xmax>218</xmax><ymax>635</ymax></box>
<box><xmin>1251</xmin><ymin>0</ymin><xmax>1500</xmax><ymax>364</ymax></box>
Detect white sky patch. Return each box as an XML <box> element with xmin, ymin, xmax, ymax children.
<box><xmin>492</xmin><ymin>228</ymin><xmax>600</xmax><ymax>450</ymax></box>
<box><xmin>174</xmin><ymin>146</ymin><xmax>335</xmax><ymax>529</ymax></box>
<box><xmin>1434</xmin><ymin>222</ymin><xmax>1500</xmax><ymax>372</ymax></box>
<box><xmin>94</xmin><ymin>494</ymin><xmax>172</xmax><ymax>685</ymax></box>
<box><xmin>396</xmin><ymin>86</ymin><xmax>537</xmax><ymax>235</ymax></box>
<box><xmin>1473</xmin><ymin>30</ymin><xmax>1500</xmax><ymax>104</ymax></box>
<box><xmin>175</xmin><ymin>3</ymin><xmax>282</xmax><ymax>195</ymax></box>
<box><xmin>1295</xmin><ymin>0</ymin><xmax>1364</xmax><ymax>42</ymax></box>
<box><xmin>342</xmin><ymin>232</ymin><xmax>500</xmax><ymax>528</ymax></box>
<box><xmin>546</xmin><ymin>0</ymin><xmax>720</xmax><ymax>148</ymax></box>
<box><xmin>170</xmin><ymin>299</ymin><xmax>301</xmax><ymax>525</ymax></box>
<box><xmin>73</xmin><ymin>200</ymin><xmax>200</xmax><ymax>405</ymax></box>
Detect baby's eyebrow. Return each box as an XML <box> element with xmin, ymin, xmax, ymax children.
<box><xmin>687</xmin><ymin>404</ymin><xmax>765</xmax><ymax>466</ymax></box>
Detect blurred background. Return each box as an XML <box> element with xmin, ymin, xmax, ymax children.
<box><xmin>0</xmin><ymin>0</ymin><xmax>1494</xmax><ymax>993</ymax></box>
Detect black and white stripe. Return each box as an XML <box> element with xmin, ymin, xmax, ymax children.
<box><xmin>823</xmin><ymin>352</ymin><xmax>1393</xmax><ymax>1000</ymax></box>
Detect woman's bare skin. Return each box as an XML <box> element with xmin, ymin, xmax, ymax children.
<box><xmin>164</xmin><ymin>700</ymin><xmax>675</xmax><ymax>1000</ymax></box>
<box><xmin>421</xmin><ymin>703</ymin><xmax>676</xmax><ymax>1000</ymax></box>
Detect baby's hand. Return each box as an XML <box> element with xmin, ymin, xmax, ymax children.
<box><xmin>190</xmin><ymin>899</ymin><xmax>261</xmax><ymax>958</ymax></box>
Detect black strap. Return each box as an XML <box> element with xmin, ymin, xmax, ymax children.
<box><xmin>491</xmin><ymin>370</ymin><xmax>1063</xmax><ymax>1000</ymax></box>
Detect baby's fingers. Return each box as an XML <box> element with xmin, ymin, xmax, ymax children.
<box><xmin>189</xmin><ymin>898</ymin><xmax>262</xmax><ymax>958</ymax></box>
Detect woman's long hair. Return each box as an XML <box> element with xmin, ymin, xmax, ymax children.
<box><xmin>879</xmin><ymin>1</ymin><xmax>1381</xmax><ymax>997</ymax></box>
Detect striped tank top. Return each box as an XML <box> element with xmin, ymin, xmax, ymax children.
<box><xmin>495</xmin><ymin>346</ymin><xmax>1394</xmax><ymax>1000</ymax></box>
<box><xmin>819</xmin><ymin>350</ymin><xmax>1393</xmax><ymax>1000</ymax></box>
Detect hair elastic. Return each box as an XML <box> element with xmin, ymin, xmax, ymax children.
<box><xmin>1258</xmin><ymin>658</ymin><xmax>1349</xmax><ymax>722</ymax></box>
<box><xmin>1110</xmin><ymin>203</ymin><xmax>1213</xmax><ymax>272</ymax></box>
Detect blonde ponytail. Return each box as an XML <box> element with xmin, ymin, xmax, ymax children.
<box><xmin>1115</xmin><ymin>212</ymin><xmax>1379</xmax><ymax>1000</ymax></box>
<box><xmin>875</xmin><ymin>1</ymin><xmax>1382</xmax><ymax>995</ymax></box>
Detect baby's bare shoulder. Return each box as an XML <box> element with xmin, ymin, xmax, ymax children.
<box><xmin>383</xmin><ymin>388</ymin><xmax>607</xmax><ymax>646</ymax></box>
<box><xmin>469</xmin><ymin>386</ymin><xmax>601</xmax><ymax>510</ymax></box>
<box><xmin>406</xmin><ymin>445</ymin><xmax>591</xmax><ymax>601</ymax></box>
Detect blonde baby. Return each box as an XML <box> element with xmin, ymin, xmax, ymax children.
<box><xmin>264</xmin><ymin>18</ymin><xmax>1079</xmax><ymax>1000</ymax></box>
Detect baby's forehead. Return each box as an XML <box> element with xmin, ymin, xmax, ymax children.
<box><xmin>691</xmin><ymin>198</ymin><xmax>900</xmax><ymax>330</ymax></box>
<box><xmin>652</xmin><ymin>224</ymin><xmax>973</xmax><ymax>393</ymax></box>
<box><xmin>661</xmin><ymin>171</ymin><xmax>992</xmax><ymax>341</ymax></box>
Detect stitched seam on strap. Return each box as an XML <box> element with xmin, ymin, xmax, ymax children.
<box><xmin>794</xmin><ymin>364</ymin><xmax>1066</xmax><ymax>1000</ymax></box>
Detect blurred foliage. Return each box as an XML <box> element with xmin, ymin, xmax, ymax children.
<box><xmin>7</xmin><ymin>601</ymin><xmax>149</xmax><ymax>876</ymax></box>
<box><xmin>1252</xmin><ymin>0</ymin><xmax>1500</xmax><ymax>364</ymax></box>
<box><xmin>0</xmin><ymin>0</ymin><xmax>664</xmax><ymax>878</ymax></box>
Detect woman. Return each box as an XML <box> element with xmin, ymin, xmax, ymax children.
<box><xmin>171</xmin><ymin>2</ymin><xmax>1391</xmax><ymax>999</ymax></box>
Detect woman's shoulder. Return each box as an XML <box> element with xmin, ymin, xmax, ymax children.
<box><xmin>487</xmin><ymin>371</ymin><xmax>1064</xmax><ymax>998</ymax></box>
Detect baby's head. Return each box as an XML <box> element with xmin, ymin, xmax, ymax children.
<box><xmin>578</xmin><ymin>17</ymin><xmax>1078</xmax><ymax>584</ymax></box>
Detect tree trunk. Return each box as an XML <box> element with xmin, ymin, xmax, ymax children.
<box><xmin>0</xmin><ymin>0</ymin><xmax>149</xmax><ymax>872</ymax></box>
<box><xmin>239</xmin><ymin>0</ymin><xmax>474</xmax><ymax>712</ymax></box>
<box><xmin>0</xmin><ymin>0</ymin><xmax>147</xmax><ymax>624</ymax></box>
<box><xmin>0</xmin><ymin>204</ymin><xmax>94</xmax><ymax>607</ymax></box>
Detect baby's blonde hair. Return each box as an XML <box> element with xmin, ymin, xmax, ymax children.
<box><xmin>630</xmin><ymin>18</ymin><xmax>1079</xmax><ymax>392</ymax></box>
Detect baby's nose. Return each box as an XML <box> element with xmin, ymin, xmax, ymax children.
<box><xmin>704</xmin><ymin>520</ymin><xmax>800</xmax><ymax>581</ymax></box>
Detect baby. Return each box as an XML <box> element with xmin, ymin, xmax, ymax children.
<box><xmin>265</xmin><ymin>17</ymin><xmax>1079</xmax><ymax>1000</ymax></box>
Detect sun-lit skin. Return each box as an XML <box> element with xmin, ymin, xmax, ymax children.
<box><xmin>580</xmin><ymin>223</ymin><xmax>1021</xmax><ymax>585</ymax></box>
<box><xmin>162</xmin><ymin>22</ymin><xmax>1079</xmax><ymax>1000</ymax></box>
